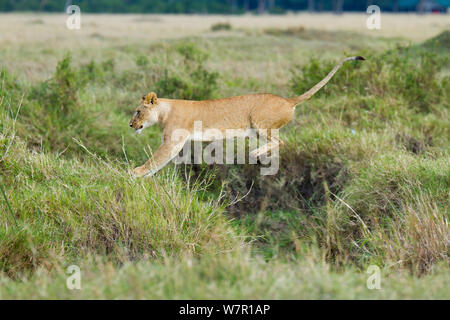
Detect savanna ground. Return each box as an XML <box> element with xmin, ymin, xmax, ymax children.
<box><xmin>0</xmin><ymin>13</ymin><xmax>449</xmax><ymax>299</ymax></box>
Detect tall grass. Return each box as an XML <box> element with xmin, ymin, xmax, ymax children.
<box><xmin>1</xmin><ymin>98</ymin><xmax>242</xmax><ymax>277</ymax></box>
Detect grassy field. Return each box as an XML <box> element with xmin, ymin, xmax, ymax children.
<box><xmin>0</xmin><ymin>13</ymin><xmax>449</xmax><ymax>299</ymax></box>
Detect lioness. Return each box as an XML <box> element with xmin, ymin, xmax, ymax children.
<box><xmin>129</xmin><ymin>56</ymin><xmax>365</xmax><ymax>177</ymax></box>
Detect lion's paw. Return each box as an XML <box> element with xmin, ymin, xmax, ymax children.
<box><xmin>131</xmin><ymin>166</ymin><xmax>149</xmax><ymax>178</ymax></box>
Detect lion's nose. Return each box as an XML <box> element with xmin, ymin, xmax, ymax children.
<box><xmin>129</xmin><ymin>123</ymin><xmax>133</xmax><ymax>128</ymax></box>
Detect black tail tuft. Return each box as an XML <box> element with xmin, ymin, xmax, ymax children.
<box><xmin>355</xmin><ymin>56</ymin><xmax>366</xmax><ymax>61</ymax></box>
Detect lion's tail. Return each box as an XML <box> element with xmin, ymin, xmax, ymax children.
<box><xmin>287</xmin><ymin>56</ymin><xmax>365</xmax><ymax>105</ymax></box>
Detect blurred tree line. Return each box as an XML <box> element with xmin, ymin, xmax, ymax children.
<box><xmin>0</xmin><ymin>0</ymin><xmax>420</xmax><ymax>13</ymax></box>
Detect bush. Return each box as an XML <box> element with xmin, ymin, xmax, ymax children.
<box><xmin>155</xmin><ymin>43</ymin><xmax>219</xmax><ymax>100</ymax></box>
<box><xmin>211</xmin><ymin>22</ymin><xmax>232</xmax><ymax>32</ymax></box>
<box><xmin>79</xmin><ymin>58</ymin><xmax>115</xmax><ymax>83</ymax></box>
<box><xmin>33</xmin><ymin>54</ymin><xmax>86</xmax><ymax>114</ymax></box>
<box><xmin>135</xmin><ymin>54</ymin><xmax>150</xmax><ymax>67</ymax></box>
<box><xmin>10</xmin><ymin>55</ymin><xmax>139</xmax><ymax>161</ymax></box>
<box><xmin>0</xmin><ymin>68</ymin><xmax>22</xmax><ymax>101</ymax></box>
<box><xmin>423</xmin><ymin>30</ymin><xmax>450</xmax><ymax>51</ymax></box>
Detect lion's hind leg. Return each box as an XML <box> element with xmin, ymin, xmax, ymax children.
<box><xmin>250</xmin><ymin>129</ymin><xmax>283</xmax><ymax>159</ymax></box>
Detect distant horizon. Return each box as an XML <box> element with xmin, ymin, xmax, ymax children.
<box><xmin>0</xmin><ymin>10</ymin><xmax>448</xmax><ymax>14</ymax></box>
<box><xmin>1</xmin><ymin>0</ymin><xmax>449</xmax><ymax>14</ymax></box>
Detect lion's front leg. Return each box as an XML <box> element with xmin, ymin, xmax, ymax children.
<box><xmin>131</xmin><ymin>165</ymin><xmax>151</xmax><ymax>178</ymax></box>
<box><xmin>132</xmin><ymin>133</ymin><xmax>189</xmax><ymax>178</ymax></box>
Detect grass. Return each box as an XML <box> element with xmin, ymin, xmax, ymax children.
<box><xmin>0</xmin><ymin>14</ymin><xmax>449</xmax><ymax>299</ymax></box>
<box><xmin>1</xmin><ymin>252</ymin><xmax>449</xmax><ymax>299</ymax></box>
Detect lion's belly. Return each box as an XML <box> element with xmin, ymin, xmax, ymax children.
<box><xmin>190</xmin><ymin>128</ymin><xmax>255</xmax><ymax>142</ymax></box>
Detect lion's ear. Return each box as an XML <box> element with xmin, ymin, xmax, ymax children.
<box><xmin>145</xmin><ymin>92</ymin><xmax>158</xmax><ymax>105</ymax></box>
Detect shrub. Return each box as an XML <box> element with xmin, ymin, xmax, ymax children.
<box><xmin>12</xmin><ymin>55</ymin><xmax>135</xmax><ymax>160</ymax></box>
<box><xmin>0</xmin><ymin>68</ymin><xmax>22</xmax><ymax>101</ymax></box>
<box><xmin>32</xmin><ymin>54</ymin><xmax>86</xmax><ymax>114</ymax></box>
<box><xmin>264</xmin><ymin>26</ymin><xmax>305</xmax><ymax>37</ymax></box>
<box><xmin>211</xmin><ymin>22</ymin><xmax>232</xmax><ymax>32</ymax></box>
<box><xmin>79</xmin><ymin>58</ymin><xmax>115</xmax><ymax>84</ymax></box>
<box><xmin>155</xmin><ymin>43</ymin><xmax>219</xmax><ymax>100</ymax></box>
<box><xmin>290</xmin><ymin>46</ymin><xmax>448</xmax><ymax>113</ymax></box>
<box><xmin>422</xmin><ymin>30</ymin><xmax>450</xmax><ymax>51</ymax></box>
<box><xmin>135</xmin><ymin>54</ymin><xmax>150</xmax><ymax>67</ymax></box>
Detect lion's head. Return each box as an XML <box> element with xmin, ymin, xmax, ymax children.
<box><xmin>129</xmin><ymin>92</ymin><xmax>159</xmax><ymax>134</ymax></box>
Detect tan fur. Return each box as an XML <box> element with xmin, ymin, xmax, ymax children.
<box><xmin>129</xmin><ymin>56</ymin><xmax>364</xmax><ymax>177</ymax></box>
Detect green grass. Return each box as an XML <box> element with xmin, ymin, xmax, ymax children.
<box><xmin>1</xmin><ymin>252</ymin><xmax>449</xmax><ymax>299</ymax></box>
<box><xmin>0</xmin><ymin>27</ymin><xmax>448</xmax><ymax>299</ymax></box>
